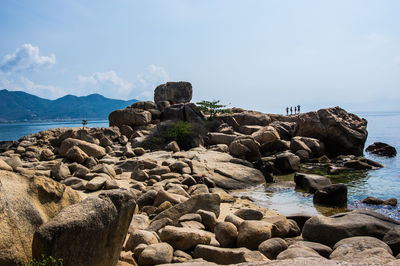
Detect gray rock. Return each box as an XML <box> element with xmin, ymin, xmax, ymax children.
<box><xmin>290</xmin><ymin>241</ymin><xmax>332</xmax><ymax>258</ymax></box>
<box><xmin>302</xmin><ymin>210</ymin><xmax>400</xmax><ymax>247</ymax></box>
<box><xmin>277</xmin><ymin>247</ymin><xmax>323</xmax><ymax>260</ymax></box>
<box><xmin>51</xmin><ymin>162</ymin><xmax>71</xmax><ymax>181</ymax></box>
<box><xmin>154</xmin><ymin>81</ymin><xmax>192</xmax><ymax>104</ymax></box>
<box><xmin>383</xmin><ymin>225</ymin><xmax>400</xmax><ymax>256</ymax></box>
<box><xmin>313</xmin><ymin>183</ymin><xmax>347</xmax><ymax>206</ymax></box>
<box><xmin>125</xmin><ymin>230</ymin><xmax>159</xmax><ymax>252</ymax></box>
<box><xmin>85</xmin><ymin>175</ymin><xmax>108</xmax><ymax>191</ymax></box>
<box><xmin>294</xmin><ymin>173</ymin><xmax>332</xmax><ymax>193</ymax></box>
<box><xmin>274</xmin><ymin>151</ymin><xmax>300</xmax><ymax>174</ymax></box>
<box><xmin>108</xmin><ymin>108</ymin><xmax>152</xmax><ymax>127</ymax></box>
<box><xmin>234</xmin><ymin>208</ymin><xmax>263</xmax><ymax>220</ymax></box>
<box><xmin>32</xmin><ymin>190</ymin><xmax>136</xmax><ymax>266</ymax></box>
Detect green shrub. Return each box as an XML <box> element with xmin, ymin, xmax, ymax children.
<box><xmin>196</xmin><ymin>100</ymin><xmax>231</xmax><ymax>119</ymax></box>
<box><xmin>22</xmin><ymin>255</ymin><xmax>63</xmax><ymax>266</ymax></box>
<box><xmin>165</xmin><ymin>121</ymin><xmax>193</xmax><ymax>149</ymax></box>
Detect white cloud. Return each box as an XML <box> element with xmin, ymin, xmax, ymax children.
<box><xmin>0</xmin><ymin>74</ymin><xmax>66</xmax><ymax>99</ymax></box>
<box><xmin>0</xmin><ymin>44</ymin><xmax>56</xmax><ymax>73</ymax></box>
<box><xmin>78</xmin><ymin>65</ymin><xmax>170</xmax><ymax>100</ymax></box>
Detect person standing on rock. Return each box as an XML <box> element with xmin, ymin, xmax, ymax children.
<box><xmin>297</xmin><ymin>105</ymin><xmax>301</xmax><ymax>113</ymax></box>
<box><xmin>294</xmin><ymin>106</ymin><xmax>297</xmax><ymax>114</ymax></box>
<box><xmin>290</xmin><ymin>107</ymin><xmax>293</xmax><ymax>115</ymax></box>
<box><xmin>286</xmin><ymin>107</ymin><xmax>289</xmax><ymax>115</ymax></box>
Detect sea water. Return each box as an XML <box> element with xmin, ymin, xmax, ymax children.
<box><xmin>0</xmin><ymin>112</ymin><xmax>399</xmax><ymax>219</ymax></box>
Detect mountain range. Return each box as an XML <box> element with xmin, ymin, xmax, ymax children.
<box><xmin>0</xmin><ymin>89</ymin><xmax>138</xmax><ymax>123</ymax></box>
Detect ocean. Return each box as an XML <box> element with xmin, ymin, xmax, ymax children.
<box><xmin>1</xmin><ymin>112</ymin><xmax>399</xmax><ymax>219</ymax></box>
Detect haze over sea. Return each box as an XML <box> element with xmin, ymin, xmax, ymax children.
<box><xmin>1</xmin><ymin>110</ymin><xmax>399</xmax><ymax>219</ymax></box>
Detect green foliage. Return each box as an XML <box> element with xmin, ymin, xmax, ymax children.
<box><xmin>196</xmin><ymin>100</ymin><xmax>231</xmax><ymax>118</ymax></box>
<box><xmin>165</xmin><ymin>121</ymin><xmax>193</xmax><ymax>143</ymax></box>
<box><xmin>22</xmin><ymin>255</ymin><xmax>63</xmax><ymax>266</ymax></box>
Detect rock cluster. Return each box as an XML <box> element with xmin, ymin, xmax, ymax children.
<box><xmin>0</xmin><ymin>81</ymin><xmax>398</xmax><ymax>265</ymax></box>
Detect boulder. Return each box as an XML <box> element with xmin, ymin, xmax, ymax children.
<box><xmin>32</xmin><ymin>189</ymin><xmax>135</xmax><ymax>266</ymax></box>
<box><xmin>0</xmin><ymin>158</ymin><xmax>13</xmax><ymax>171</ymax></box>
<box><xmin>277</xmin><ymin>247</ymin><xmax>323</xmax><ymax>260</ymax></box>
<box><xmin>258</xmin><ymin>238</ymin><xmax>288</xmax><ymax>259</ymax></box>
<box><xmin>383</xmin><ymin>226</ymin><xmax>400</xmax><ymax>256</ymax></box>
<box><xmin>302</xmin><ymin>210</ymin><xmax>400</xmax><ymax>247</ymax></box>
<box><xmin>131</xmin><ymin>101</ymin><xmax>158</xmax><ymax>110</ymax></box>
<box><xmin>330</xmin><ymin>236</ymin><xmax>395</xmax><ymax>264</ymax></box>
<box><xmin>290</xmin><ymin>241</ymin><xmax>332</xmax><ymax>258</ymax></box>
<box><xmin>287</xmin><ymin>219</ymin><xmax>301</xmax><ymax>237</ymax></box>
<box><xmin>294</xmin><ymin>107</ymin><xmax>367</xmax><ymax>156</ymax></box>
<box><xmin>125</xmin><ymin>230</ymin><xmax>159</xmax><ymax>252</ymax></box>
<box><xmin>262</xmin><ymin>215</ymin><xmax>291</xmax><ymax>238</ymax></box>
<box><xmin>154</xmin><ymin>81</ymin><xmax>192</xmax><ymax>104</ymax></box>
<box><xmin>274</xmin><ymin>151</ymin><xmax>300</xmax><ymax>174</ymax></box>
<box><xmin>294</xmin><ymin>173</ymin><xmax>332</xmax><ymax>193</ymax></box>
<box><xmin>231</xmin><ymin>110</ymin><xmax>271</xmax><ymax>126</ymax></box>
<box><xmin>294</xmin><ymin>137</ymin><xmax>326</xmax><ymax>157</ymax></box>
<box><xmin>290</xmin><ymin>138</ymin><xmax>312</xmax><ymax>156</ymax></box>
<box><xmin>366</xmin><ymin>142</ymin><xmax>397</xmax><ymax>157</ymax></box>
<box><xmin>234</xmin><ymin>208</ymin><xmax>263</xmax><ymax>220</ymax></box>
<box><xmin>138</xmin><ymin>242</ymin><xmax>173</xmax><ymax>266</ymax></box>
<box><xmin>251</xmin><ymin>126</ymin><xmax>280</xmax><ymax>145</ymax></box>
<box><xmin>51</xmin><ymin>162</ymin><xmax>71</xmax><ymax>181</ymax></box>
<box><xmin>237</xmin><ymin>220</ymin><xmax>273</xmax><ymax>250</ymax></box>
<box><xmin>39</xmin><ymin>148</ymin><xmax>55</xmax><ymax>161</ymax></box>
<box><xmin>108</xmin><ymin>108</ymin><xmax>152</xmax><ymax>127</ymax></box>
<box><xmin>344</xmin><ymin>160</ymin><xmax>373</xmax><ymax>170</ymax></box>
<box><xmin>206</xmin><ymin>132</ymin><xmax>237</xmax><ymax>146</ymax></box>
<box><xmin>260</xmin><ymin>139</ymin><xmax>290</xmax><ymax>154</ymax></box>
<box><xmin>193</xmin><ymin>245</ymin><xmax>269</xmax><ymax>265</ymax></box>
<box><xmin>0</xmin><ymin>172</ymin><xmax>80</xmax><ymax>265</ymax></box>
<box><xmin>153</xmin><ymin>193</ymin><xmax>220</xmax><ymax>221</ymax></box>
<box><xmin>197</xmin><ymin>209</ymin><xmax>217</xmax><ymax>232</ymax></box>
<box><xmin>65</xmin><ymin>146</ymin><xmax>89</xmax><ymax>164</ymax></box>
<box><xmin>59</xmin><ymin>138</ymin><xmax>106</xmax><ymax>159</ymax></box>
<box><xmin>362</xmin><ymin>197</ymin><xmax>398</xmax><ymax>206</ymax></box>
<box><xmin>229</xmin><ymin>137</ymin><xmax>261</xmax><ymax>162</ymax></box>
<box><xmin>160</xmin><ymin>226</ymin><xmax>211</xmax><ymax>250</ymax></box>
<box><xmin>85</xmin><ymin>175</ymin><xmax>108</xmax><ymax>191</ymax></box>
<box><xmin>165</xmin><ymin>141</ymin><xmax>180</xmax><ymax>152</ymax></box>
<box><xmin>162</xmin><ymin>103</ymin><xmax>205</xmax><ymax>123</ymax></box>
<box><xmin>313</xmin><ymin>184</ymin><xmax>347</xmax><ymax>206</ymax></box>
<box><xmin>215</xmin><ymin>222</ymin><xmax>238</xmax><ymax>248</ymax></box>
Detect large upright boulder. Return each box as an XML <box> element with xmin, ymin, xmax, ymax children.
<box><xmin>302</xmin><ymin>210</ymin><xmax>400</xmax><ymax>247</ymax></box>
<box><xmin>32</xmin><ymin>189</ymin><xmax>136</xmax><ymax>266</ymax></box>
<box><xmin>108</xmin><ymin>108</ymin><xmax>152</xmax><ymax>127</ymax></box>
<box><xmin>294</xmin><ymin>107</ymin><xmax>367</xmax><ymax>156</ymax></box>
<box><xmin>154</xmin><ymin>82</ymin><xmax>193</xmax><ymax>104</ymax></box>
<box><xmin>0</xmin><ymin>171</ymin><xmax>80</xmax><ymax>265</ymax></box>
<box><xmin>162</xmin><ymin>103</ymin><xmax>205</xmax><ymax>123</ymax></box>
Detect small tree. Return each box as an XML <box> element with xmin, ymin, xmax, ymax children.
<box><xmin>196</xmin><ymin>100</ymin><xmax>231</xmax><ymax>118</ymax></box>
<box><xmin>81</xmin><ymin>119</ymin><xmax>88</xmax><ymax>129</ymax></box>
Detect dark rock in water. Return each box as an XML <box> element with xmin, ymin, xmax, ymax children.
<box><xmin>108</xmin><ymin>108</ymin><xmax>152</xmax><ymax>127</ymax></box>
<box><xmin>294</xmin><ymin>107</ymin><xmax>367</xmax><ymax>156</ymax></box>
<box><xmin>32</xmin><ymin>189</ymin><xmax>136</xmax><ymax>266</ymax></box>
<box><xmin>294</xmin><ymin>173</ymin><xmax>332</xmax><ymax>193</ymax></box>
<box><xmin>362</xmin><ymin>197</ymin><xmax>398</xmax><ymax>206</ymax></box>
<box><xmin>313</xmin><ymin>184</ymin><xmax>347</xmax><ymax>206</ymax></box>
<box><xmin>302</xmin><ymin>210</ymin><xmax>400</xmax><ymax>247</ymax></box>
<box><xmin>343</xmin><ymin>159</ymin><xmax>373</xmax><ymax>170</ymax></box>
<box><xmin>162</xmin><ymin>103</ymin><xmax>205</xmax><ymax>123</ymax></box>
<box><xmin>154</xmin><ymin>81</ymin><xmax>192</xmax><ymax>104</ymax></box>
<box><xmin>366</xmin><ymin>142</ymin><xmax>397</xmax><ymax>157</ymax></box>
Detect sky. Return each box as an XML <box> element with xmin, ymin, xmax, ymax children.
<box><xmin>0</xmin><ymin>0</ymin><xmax>399</xmax><ymax>114</ymax></box>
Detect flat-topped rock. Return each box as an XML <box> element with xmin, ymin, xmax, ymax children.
<box><xmin>154</xmin><ymin>81</ymin><xmax>192</xmax><ymax>104</ymax></box>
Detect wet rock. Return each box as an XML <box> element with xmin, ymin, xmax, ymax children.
<box><xmin>362</xmin><ymin>197</ymin><xmax>398</xmax><ymax>206</ymax></box>
<box><xmin>138</xmin><ymin>242</ymin><xmax>173</xmax><ymax>266</ymax></box>
<box><xmin>344</xmin><ymin>159</ymin><xmax>373</xmax><ymax>170</ymax></box>
<box><xmin>294</xmin><ymin>173</ymin><xmax>332</xmax><ymax>193</ymax></box>
<box><xmin>313</xmin><ymin>183</ymin><xmax>347</xmax><ymax>207</ymax></box>
<box><xmin>258</xmin><ymin>237</ymin><xmax>288</xmax><ymax>259</ymax></box>
<box><xmin>32</xmin><ymin>190</ymin><xmax>136</xmax><ymax>266</ymax></box>
<box><xmin>366</xmin><ymin>142</ymin><xmax>397</xmax><ymax>157</ymax></box>
<box><xmin>302</xmin><ymin>210</ymin><xmax>400</xmax><ymax>247</ymax></box>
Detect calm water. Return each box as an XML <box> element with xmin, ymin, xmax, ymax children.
<box><xmin>1</xmin><ymin>113</ymin><xmax>400</xmax><ymax>219</ymax></box>
<box><xmin>0</xmin><ymin>120</ymin><xmax>109</xmax><ymax>141</ymax></box>
<box><xmin>234</xmin><ymin>111</ymin><xmax>400</xmax><ymax>220</ymax></box>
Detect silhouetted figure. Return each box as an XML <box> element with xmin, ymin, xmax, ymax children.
<box><xmin>286</xmin><ymin>107</ymin><xmax>289</xmax><ymax>115</ymax></box>
<box><xmin>294</xmin><ymin>107</ymin><xmax>297</xmax><ymax>114</ymax></box>
<box><xmin>297</xmin><ymin>105</ymin><xmax>301</xmax><ymax>113</ymax></box>
<box><xmin>290</xmin><ymin>107</ymin><xmax>293</xmax><ymax>115</ymax></box>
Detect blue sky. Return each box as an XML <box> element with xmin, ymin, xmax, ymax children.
<box><xmin>0</xmin><ymin>0</ymin><xmax>399</xmax><ymax>113</ymax></box>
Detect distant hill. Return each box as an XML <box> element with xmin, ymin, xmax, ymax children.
<box><xmin>0</xmin><ymin>89</ymin><xmax>138</xmax><ymax>122</ymax></box>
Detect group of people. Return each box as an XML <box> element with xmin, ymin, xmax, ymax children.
<box><xmin>286</xmin><ymin>105</ymin><xmax>301</xmax><ymax>115</ymax></box>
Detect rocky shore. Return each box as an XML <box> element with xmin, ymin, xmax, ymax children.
<box><xmin>0</xmin><ymin>81</ymin><xmax>399</xmax><ymax>265</ymax></box>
